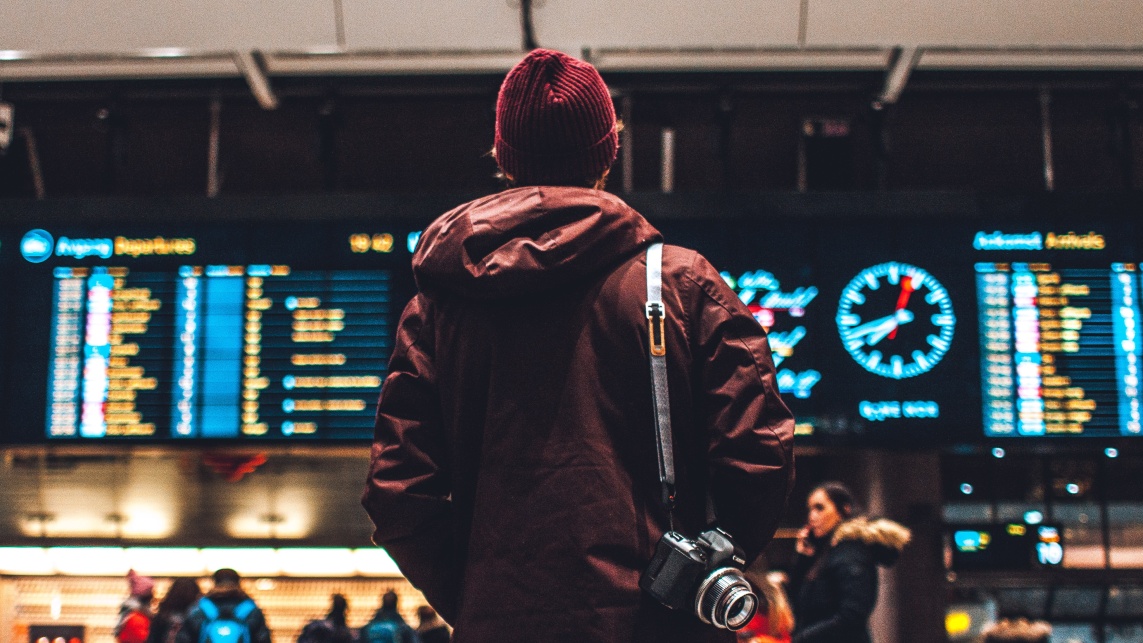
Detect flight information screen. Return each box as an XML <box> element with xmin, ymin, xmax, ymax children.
<box><xmin>6</xmin><ymin>222</ymin><xmax>415</xmax><ymax>442</ymax></box>
<box><xmin>977</xmin><ymin>261</ymin><xmax>1141</xmax><ymax>438</ymax></box>
<box><xmin>46</xmin><ymin>266</ymin><xmax>392</xmax><ymax>439</ymax></box>
<box><xmin>972</xmin><ymin>227</ymin><xmax>1142</xmax><ymax>438</ymax></box>
<box><xmin>3</xmin><ymin>194</ymin><xmax>1141</xmax><ymax>444</ymax></box>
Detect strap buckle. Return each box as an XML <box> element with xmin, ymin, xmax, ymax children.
<box><xmin>646</xmin><ymin>301</ymin><xmax>666</xmax><ymax>356</ymax></box>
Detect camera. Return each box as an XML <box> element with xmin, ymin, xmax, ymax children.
<box><xmin>639</xmin><ymin>528</ymin><xmax>758</xmax><ymax>630</ymax></box>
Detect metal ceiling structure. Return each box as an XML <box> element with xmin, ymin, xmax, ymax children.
<box><xmin>2</xmin><ymin>0</ymin><xmax>1142</xmax><ymax>107</ymax></box>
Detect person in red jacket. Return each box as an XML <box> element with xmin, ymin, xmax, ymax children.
<box><xmin>115</xmin><ymin>569</ymin><xmax>154</xmax><ymax>643</ymax></box>
<box><xmin>362</xmin><ymin>48</ymin><xmax>794</xmax><ymax>643</ymax></box>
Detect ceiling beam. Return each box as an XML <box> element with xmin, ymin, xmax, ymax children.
<box><xmin>233</xmin><ymin>50</ymin><xmax>278</xmax><ymax>110</ymax></box>
<box><xmin>879</xmin><ymin>46</ymin><xmax>921</xmax><ymax>105</ymax></box>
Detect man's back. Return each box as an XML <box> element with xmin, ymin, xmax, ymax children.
<box><xmin>362</xmin><ymin>608</ymin><xmax>418</xmax><ymax>643</ymax></box>
<box><xmin>177</xmin><ymin>591</ymin><xmax>270</xmax><ymax>643</ymax></box>
<box><xmin>363</xmin><ymin>186</ymin><xmax>794</xmax><ymax>642</ymax></box>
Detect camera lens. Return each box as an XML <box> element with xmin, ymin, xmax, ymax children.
<box><xmin>721</xmin><ymin>587</ymin><xmax>757</xmax><ymax>630</ymax></box>
<box><xmin>694</xmin><ymin>567</ymin><xmax>759</xmax><ymax>631</ymax></box>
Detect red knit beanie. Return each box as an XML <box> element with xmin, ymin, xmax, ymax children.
<box><xmin>494</xmin><ymin>48</ymin><xmax>619</xmax><ymax>186</ymax></box>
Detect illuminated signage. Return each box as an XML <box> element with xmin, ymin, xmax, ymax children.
<box><xmin>859</xmin><ymin>400</ymin><xmax>940</xmax><ymax>422</ymax></box>
<box><xmin>974</xmin><ymin>231</ymin><xmax>1043</xmax><ymax>251</ymax></box>
<box><xmin>950</xmin><ymin>524</ymin><xmax>1063</xmax><ymax>570</ymax></box>
<box><xmin>21</xmin><ymin>229</ymin><xmax>54</xmax><ymax>263</ymax></box>
<box><xmin>114</xmin><ymin>236</ymin><xmax>196</xmax><ymax>257</ymax></box>
<box><xmin>974</xmin><ymin>230</ymin><xmax>1105</xmax><ymax>251</ymax></box>
<box><xmin>349</xmin><ymin>233</ymin><xmax>395</xmax><ymax>254</ymax></box>
<box><xmin>22</xmin><ymin>230</ymin><xmax>196</xmax><ymax>263</ymax></box>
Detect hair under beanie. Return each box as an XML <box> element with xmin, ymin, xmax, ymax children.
<box><xmin>494</xmin><ymin>48</ymin><xmax>619</xmax><ymax>186</ymax></box>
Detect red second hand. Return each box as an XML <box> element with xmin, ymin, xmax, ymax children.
<box><xmin>887</xmin><ymin>276</ymin><xmax>914</xmax><ymax>340</ymax></box>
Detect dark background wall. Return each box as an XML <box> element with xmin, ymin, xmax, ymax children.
<box><xmin>1</xmin><ymin>71</ymin><xmax>1141</xmax><ymax>199</ymax></box>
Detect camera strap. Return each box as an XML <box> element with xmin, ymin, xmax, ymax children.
<box><xmin>644</xmin><ymin>242</ymin><xmax>676</xmax><ymax>523</ymax></box>
<box><xmin>645</xmin><ymin>243</ymin><xmax>718</xmax><ymax>531</ymax></box>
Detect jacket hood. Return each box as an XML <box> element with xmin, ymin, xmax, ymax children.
<box><xmin>371</xmin><ymin>607</ymin><xmax>407</xmax><ymax>624</ymax></box>
<box><xmin>205</xmin><ymin>586</ymin><xmax>251</xmax><ymax>603</ymax></box>
<box><xmin>412</xmin><ymin>186</ymin><xmax>662</xmax><ymax>299</ymax></box>
<box><xmin>831</xmin><ymin>517</ymin><xmax>911</xmax><ymax>567</ymax></box>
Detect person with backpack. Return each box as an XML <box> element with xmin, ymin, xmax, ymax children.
<box><xmin>360</xmin><ymin>591</ymin><xmax>419</xmax><ymax>643</ymax></box>
<box><xmin>297</xmin><ymin>594</ymin><xmax>357</xmax><ymax>643</ymax></box>
<box><xmin>115</xmin><ymin>569</ymin><xmax>155</xmax><ymax>643</ymax></box>
<box><xmin>176</xmin><ymin>568</ymin><xmax>271</xmax><ymax>643</ymax></box>
<box><xmin>146</xmin><ymin>578</ymin><xmax>202</xmax><ymax>643</ymax></box>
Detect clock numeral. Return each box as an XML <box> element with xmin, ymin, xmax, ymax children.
<box><xmin>928</xmin><ymin>335</ymin><xmax>950</xmax><ymax>351</ymax></box>
<box><xmin>932</xmin><ymin>314</ymin><xmax>956</xmax><ymax>327</ymax></box>
<box><xmin>891</xmin><ymin>355</ymin><xmax>904</xmax><ymax>377</ymax></box>
<box><xmin>837</xmin><ymin>314</ymin><xmax>861</xmax><ymax>327</ymax></box>
<box><xmin>925</xmin><ymin>289</ymin><xmax>950</xmax><ymax>306</ymax></box>
<box><xmin>867</xmin><ymin>351</ymin><xmax>883</xmax><ymax>368</ymax></box>
<box><xmin>864</xmin><ymin>273</ymin><xmax>879</xmax><ymax>289</ymax></box>
<box><xmin>913</xmin><ymin>350</ymin><xmax>931</xmax><ymax>370</ymax></box>
<box><xmin>846</xmin><ymin>338</ymin><xmax>865</xmax><ymax>351</ymax></box>
<box><xmin>844</xmin><ymin>290</ymin><xmax>865</xmax><ymax>305</ymax></box>
<box><xmin>888</xmin><ymin>264</ymin><xmax>900</xmax><ymax>285</ymax></box>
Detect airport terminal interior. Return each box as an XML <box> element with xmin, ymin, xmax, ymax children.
<box><xmin>2</xmin><ymin>2</ymin><xmax>1143</xmax><ymax>642</ymax></box>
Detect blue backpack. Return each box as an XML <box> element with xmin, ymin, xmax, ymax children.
<box><xmin>360</xmin><ymin>620</ymin><xmax>401</xmax><ymax>643</ymax></box>
<box><xmin>198</xmin><ymin>597</ymin><xmax>256</xmax><ymax>643</ymax></box>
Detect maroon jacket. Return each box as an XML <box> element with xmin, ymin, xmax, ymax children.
<box><xmin>363</xmin><ymin>186</ymin><xmax>794</xmax><ymax>642</ymax></box>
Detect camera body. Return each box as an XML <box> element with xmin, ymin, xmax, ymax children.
<box><xmin>640</xmin><ymin>528</ymin><xmax>758</xmax><ymax>630</ymax></box>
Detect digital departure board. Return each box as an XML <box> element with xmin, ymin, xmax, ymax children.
<box><xmin>2</xmin><ymin>218</ymin><xmax>416</xmax><ymax>443</ymax></box>
<box><xmin>973</xmin><ymin>227</ymin><xmax>1142</xmax><ymax>438</ymax></box>
<box><xmin>977</xmin><ymin>262</ymin><xmax>1141</xmax><ymax>437</ymax></box>
<box><xmin>3</xmin><ymin>193</ymin><xmax>1142</xmax><ymax>445</ymax></box>
<box><xmin>46</xmin><ymin>266</ymin><xmax>391</xmax><ymax>439</ymax></box>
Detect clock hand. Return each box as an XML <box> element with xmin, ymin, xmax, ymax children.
<box><xmin>888</xmin><ymin>276</ymin><xmax>914</xmax><ymax>340</ymax></box>
<box><xmin>866</xmin><ymin>309</ymin><xmax>914</xmax><ymax>346</ymax></box>
<box><xmin>847</xmin><ymin>314</ymin><xmax>898</xmax><ymax>340</ymax></box>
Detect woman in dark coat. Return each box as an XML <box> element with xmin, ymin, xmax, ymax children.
<box><xmin>145</xmin><ymin>578</ymin><xmax>201</xmax><ymax>643</ymax></box>
<box><xmin>788</xmin><ymin>482</ymin><xmax>911</xmax><ymax>643</ymax></box>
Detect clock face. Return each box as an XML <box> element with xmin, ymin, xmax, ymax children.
<box><xmin>836</xmin><ymin>262</ymin><xmax>956</xmax><ymax>379</ymax></box>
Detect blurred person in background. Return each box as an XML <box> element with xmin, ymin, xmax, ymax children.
<box><xmin>361</xmin><ymin>590</ymin><xmax>419</xmax><ymax>643</ymax></box>
<box><xmin>177</xmin><ymin>568</ymin><xmax>271</xmax><ymax>643</ymax></box>
<box><xmin>361</xmin><ymin>46</ymin><xmax>793</xmax><ymax>642</ymax></box>
<box><xmin>737</xmin><ymin>569</ymin><xmax>794</xmax><ymax>643</ymax></box>
<box><xmin>979</xmin><ymin>618</ymin><xmax>1051</xmax><ymax>643</ymax></box>
<box><xmin>788</xmin><ymin>482</ymin><xmax>911</xmax><ymax>643</ymax></box>
<box><xmin>298</xmin><ymin>594</ymin><xmax>357</xmax><ymax>643</ymax></box>
<box><xmin>146</xmin><ymin>578</ymin><xmax>202</xmax><ymax>643</ymax></box>
<box><xmin>414</xmin><ymin>606</ymin><xmax>450</xmax><ymax>643</ymax></box>
<box><xmin>115</xmin><ymin>569</ymin><xmax>155</xmax><ymax>643</ymax></box>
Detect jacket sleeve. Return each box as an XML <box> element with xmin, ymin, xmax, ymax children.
<box><xmin>247</xmin><ymin>607</ymin><xmax>272</xmax><ymax>643</ymax></box>
<box><xmin>792</xmin><ymin>543</ymin><xmax>878</xmax><ymax>643</ymax></box>
<box><xmin>687</xmin><ymin>254</ymin><xmax>795</xmax><ymax>559</ymax></box>
<box><xmin>361</xmin><ymin>294</ymin><xmax>458</xmax><ymax>623</ymax></box>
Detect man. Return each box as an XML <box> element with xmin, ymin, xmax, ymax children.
<box><xmin>361</xmin><ymin>590</ymin><xmax>420</xmax><ymax>643</ymax></box>
<box><xmin>362</xmin><ymin>48</ymin><xmax>794</xmax><ymax>642</ymax></box>
<box><xmin>176</xmin><ymin>568</ymin><xmax>271</xmax><ymax>643</ymax></box>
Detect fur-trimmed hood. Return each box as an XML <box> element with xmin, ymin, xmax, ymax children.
<box><xmin>831</xmin><ymin>517</ymin><xmax>911</xmax><ymax>567</ymax></box>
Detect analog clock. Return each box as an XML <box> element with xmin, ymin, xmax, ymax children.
<box><xmin>836</xmin><ymin>261</ymin><xmax>956</xmax><ymax>379</ymax></box>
